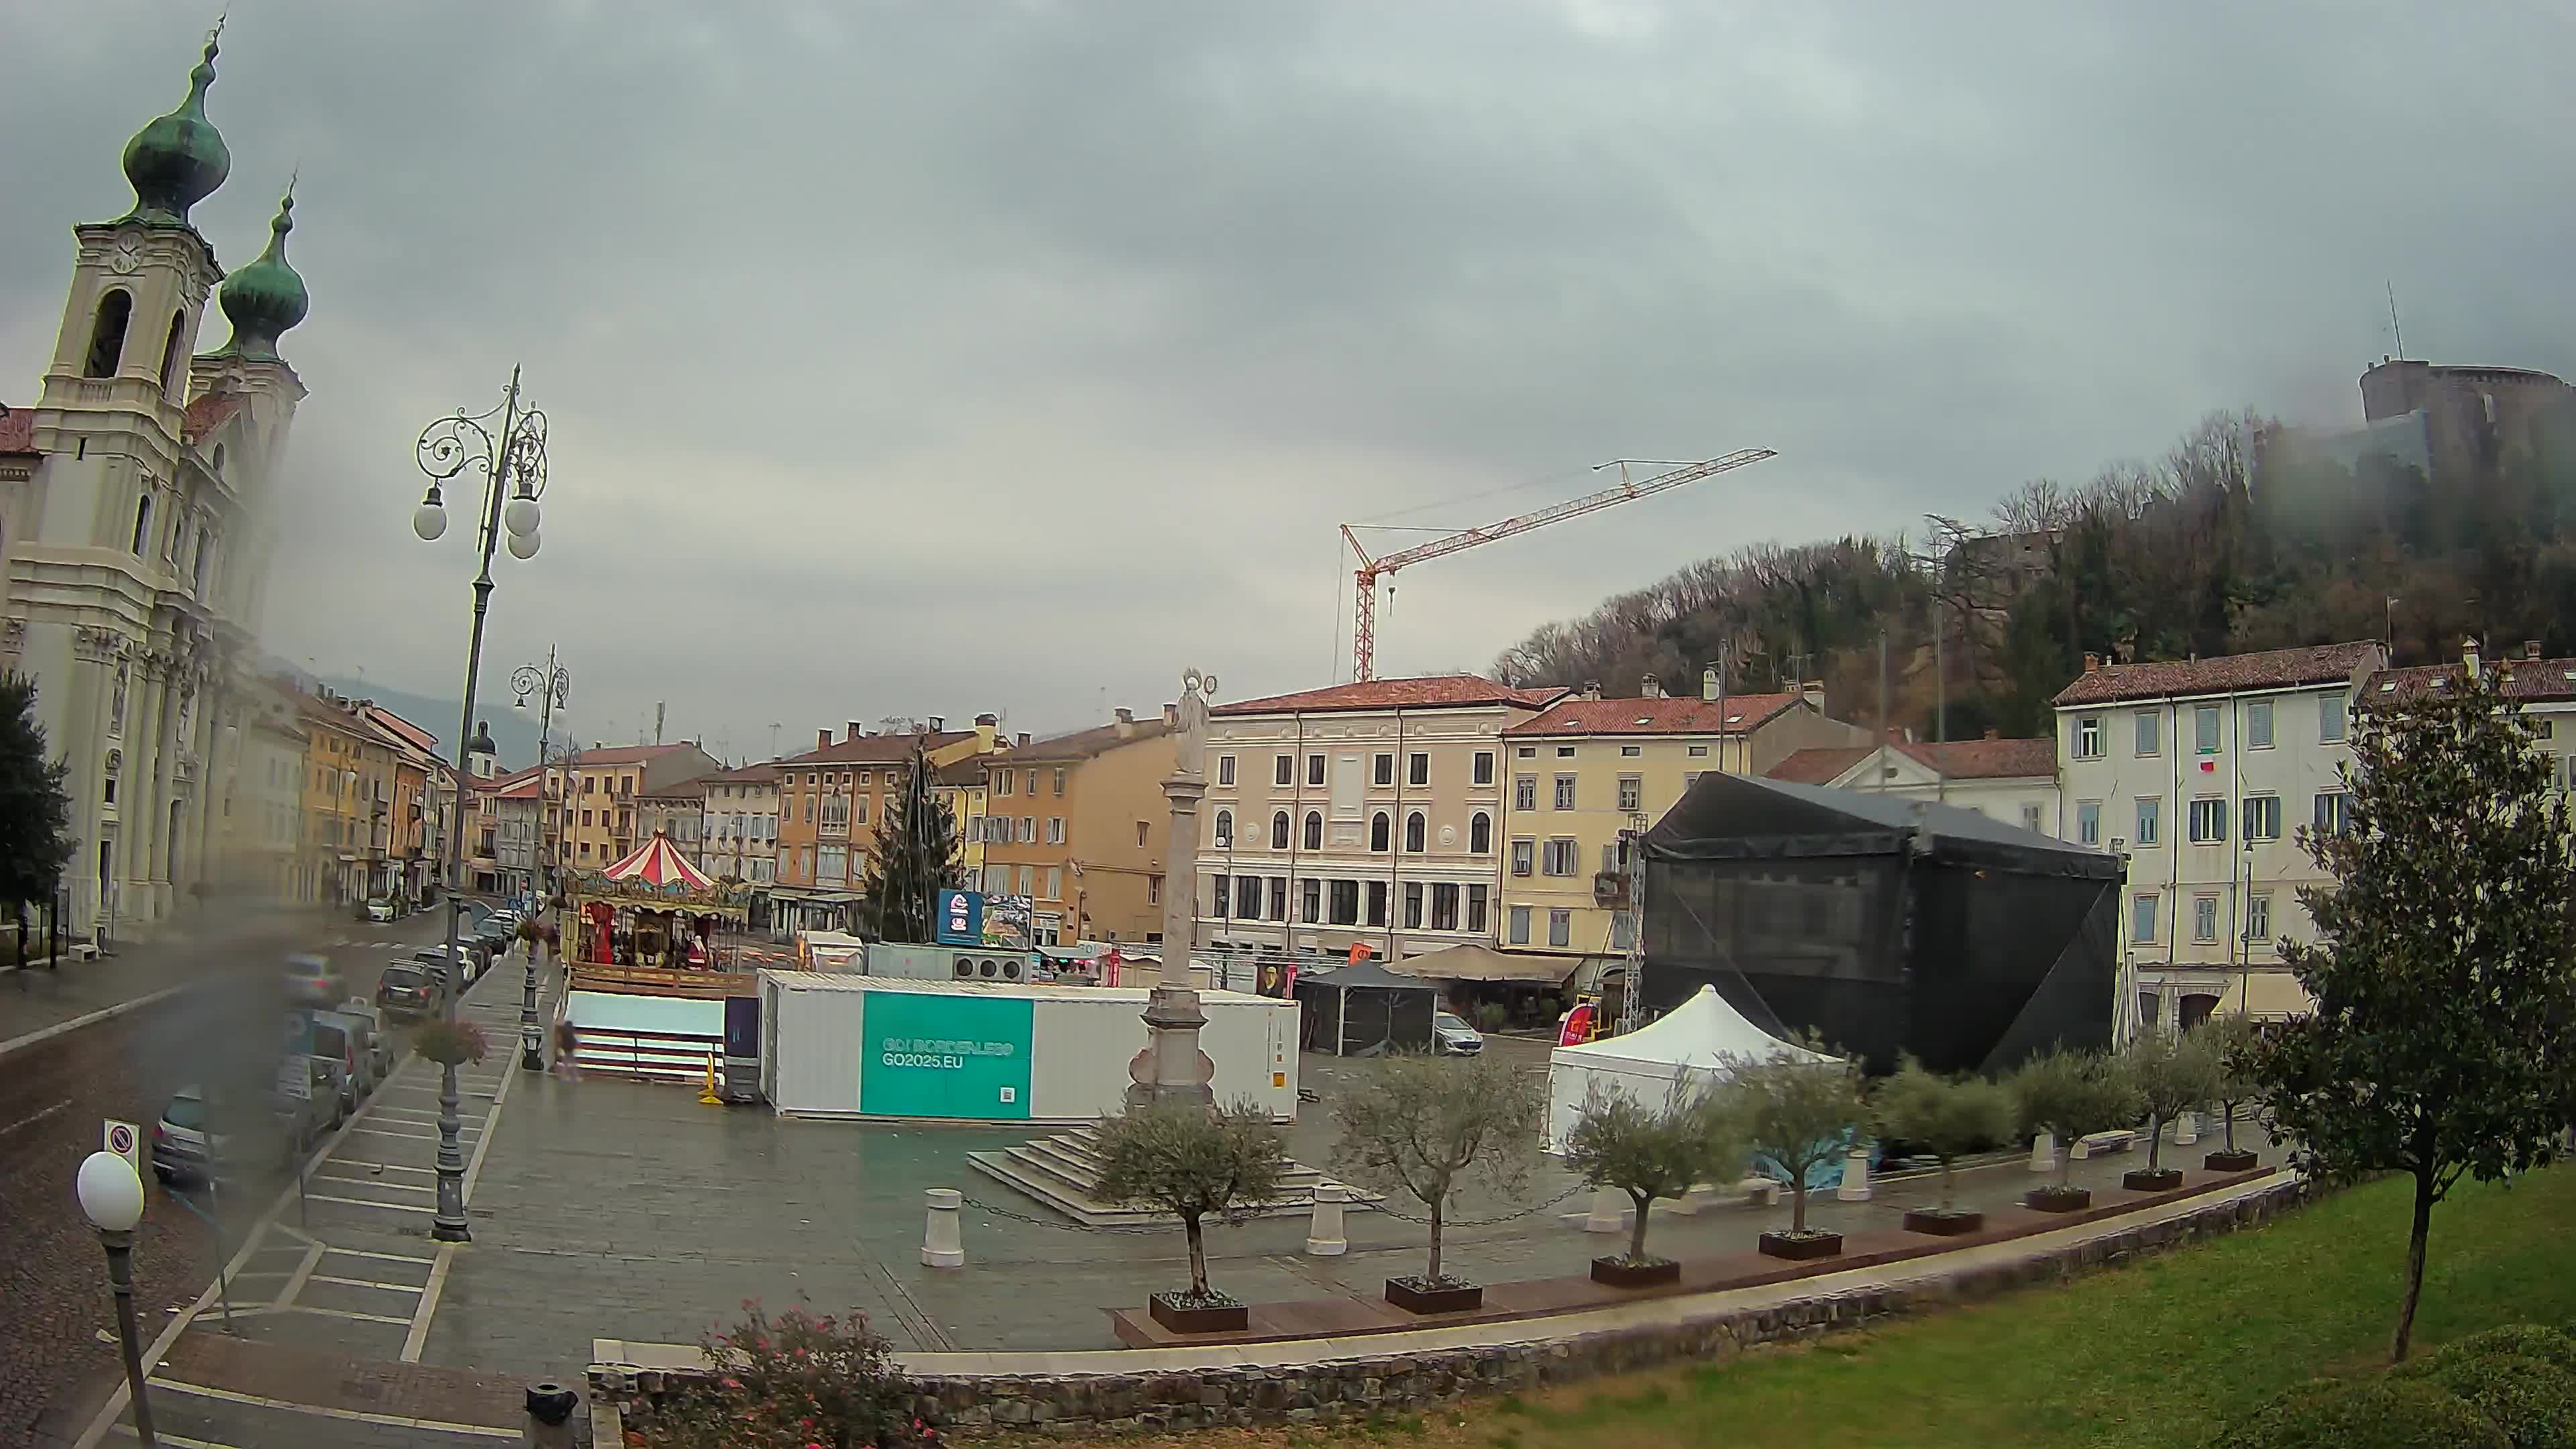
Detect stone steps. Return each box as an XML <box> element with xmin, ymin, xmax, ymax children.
<box><xmin>965</xmin><ymin>1130</ymin><xmax>1379</xmax><ymax>1228</ymax></box>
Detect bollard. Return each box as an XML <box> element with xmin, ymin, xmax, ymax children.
<box><xmin>523</xmin><ymin>1381</ymin><xmax>578</xmax><ymax>1448</ymax></box>
<box><xmin>922</xmin><ymin>1187</ymin><xmax>965</xmax><ymax>1269</ymax></box>
<box><xmin>2174</xmin><ymin>1110</ymin><xmax>2198</xmax><ymax>1146</ymax></box>
<box><xmin>1582</xmin><ymin>1186</ymin><xmax>1626</xmax><ymax>1234</ymax></box>
<box><xmin>1304</xmin><ymin>1183</ymin><xmax>1349</xmax><ymax>1256</ymax></box>
<box><xmin>2028</xmin><ymin>1131</ymin><xmax>2055</xmax><ymax>1174</ymax></box>
<box><xmin>1835</xmin><ymin>1144</ymin><xmax>1872</xmax><ymax>1202</ymax></box>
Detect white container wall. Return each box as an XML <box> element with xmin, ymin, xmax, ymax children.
<box><xmin>758</xmin><ymin>971</ymin><xmax>1299</xmax><ymax>1122</ymax></box>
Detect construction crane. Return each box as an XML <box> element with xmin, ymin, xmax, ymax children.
<box><xmin>1340</xmin><ymin>449</ymin><xmax>1778</xmax><ymax>682</ymax></box>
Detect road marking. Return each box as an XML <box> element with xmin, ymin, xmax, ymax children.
<box><xmin>108</xmin><ymin>1425</ymin><xmax>234</xmax><ymax>1448</ymax></box>
<box><xmin>401</xmin><ymin>1244</ymin><xmax>455</xmax><ymax>1363</ymax></box>
<box><xmin>0</xmin><ymin>1098</ymin><xmax>71</xmax><ymax>1137</ymax></box>
<box><xmin>321</xmin><ymin>1244</ymin><xmax>437</xmax><ymax>1265</ymax></box>
<box><xmin>308</xmin><ymin>1274</ymin><xmax>424</xmax><ymax>1295</ymax></box>
<box><xmin>311</xmin><ymin>1168</ymin><xmax>435</xmax><ymax>1193</ymax></box>
<box><xmin>274</xmin><ymin>1242</ymin><xmax>325</xmax><ymax>1307</ymax></box>
<box><xmin>304</xmin><ymin>1193</ymin><xmax>435</xmax><ymax>1214</ymax></box>
<box><xmin>140</xmin><ymin>1378</ymin><xmax>519</xmax><ymax>1438</ymax></box>
<box><xmin>318</xmin><ymin>1160</ymin><xmax>437</xmax><ymax>1177</ymax></box>
<box><xmin>280</xmin><ymin>1304</ymin><xmax>413</xmax><ymax>1326</ymax></box>
<box><xmin>0</xmin><ymin>983</ymin><xmax>188</xmax><ymax>1061</ymax></box>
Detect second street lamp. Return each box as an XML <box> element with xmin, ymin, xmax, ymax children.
<box><xmin>411</xmin><ymin>366</ymin><xmax>549</xmax><ymax>1243</ymax></box>
<box><xmin>512</xmin><ymin>649</ymin><xmax>570</xmax><ymax>1073</ymax></box>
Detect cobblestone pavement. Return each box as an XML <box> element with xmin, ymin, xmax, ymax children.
<box><xmin>2</xmin><ymin>907</ymin><xmax>503</xmax><ymax>1448</ymax></box>
<box><xmin>427</xmin><ymin>1032</ymin><xmax>2283</xmax><ymax>1389</ymax></box>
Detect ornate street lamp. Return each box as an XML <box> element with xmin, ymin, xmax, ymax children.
<box><xmin>76</xmin><ymin>1150</ymin><xmax>156</xmax><ymax>1445</ymax></box>
<box><xmin>411</xmin><ymin>368</ymin><xmax>549</xmax><ymax>1242</ymax></box>
<box><xmin>511</xmin><ymin>649</ymin><xmax>570</xmax><ymax>1073</ymax></box>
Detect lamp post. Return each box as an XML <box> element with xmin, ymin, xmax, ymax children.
<box><xmin>76</xmin><ymin>1150</ymin><xmax>156</xmax><ymax>1446</ymax></box>
<box><xmin>411</xmin><ymin>367</ymin><xmax>549</xmax><ymax>1242</ymax></box>
<box><xmin>512</xmin><ymin>650</ymin><xmax>570</xmax><ymax>1074</ymax></box>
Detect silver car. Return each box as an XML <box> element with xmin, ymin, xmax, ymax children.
<box><xmin>1432</xmin><ymin>1010</ymin><xmax>1486</xmax><ymax>1055</ymax></box>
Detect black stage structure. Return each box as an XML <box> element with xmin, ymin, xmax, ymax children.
<box><xmin>1640</xmin><ymin>774</ymin><xmax>2121</xmax><ymax>1075</ymax></box>
<box><xmin>1293</xmin><ymin>959</ymin><xmax>1440</xmax><ymax>1057</ymax></box>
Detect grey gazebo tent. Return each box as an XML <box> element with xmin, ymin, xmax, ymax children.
<box><xmin>1293</xmin><ymin>959</ymin><xmax>1440</xmax><ymax>1056</ymax></box>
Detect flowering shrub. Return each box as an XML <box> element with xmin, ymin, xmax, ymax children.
<box><xmin>633</xmin><ymin>1300</ymin><xmax>928</xmax><ymax>1449</ymax></box>
<box><xmin>411</xmin><ymin>1019</ymin><xmax>490</xmax><ymax>1067</ymax></box>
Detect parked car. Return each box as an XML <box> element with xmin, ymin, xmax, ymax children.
<box><xmin>299</xmin><ymin>1016</ymin><xmax>360</xmax><ymax>1121</ymax></box>
<box><xmin>156</xmin><ymin>1083</ymin><xmax>302</xmax><ymax>1183</ymax></box>
<box><xmin>413</xmin><ymin>944</ymin><xmax>482</xmax><ymax>985</ymax></box>
<box><xmin>275</xmin><ymin>1063</ymin><xmax>334</xmax><ymax>1157</ymax></box>
<box><xmin>1432</xmin><ymin>1010</ymin><xmax>1486</xmax><ymax>1056</ymax></box>
<box><xmin>332</xmin><ymin>1000</ymin><xmax>398</xmax><ymax>1079</ymax></box>
<box><xmin>310</xmin><ymin>1008</ymin><xmax>385</xmax><ymax>1093</ymax></box>
<box><xmin>284</xmin><ymin>954</ymin><xmax>344</xmax><ymax>1007</ymax></box>
<box><xmin>376</xmin><ymin>962</ymin><xmax>440</xmax><ymax>1018</ymax></box>
<box><xmin>366</xmin><ymin>897</ymin><xmax>396</xmax><ymax>923</ymax></box>
<box><xmin>152</xmin><ymin>1085</ymin><xmax>224</xmax><ymax>1184</ymax></box>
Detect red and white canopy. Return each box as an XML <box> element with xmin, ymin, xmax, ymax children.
<box><xmin>598</xmin><ymin>831</ymin><xmax>714</xmax><ymax>892</ymax></box>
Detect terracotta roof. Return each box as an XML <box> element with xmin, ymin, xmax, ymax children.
<box><xmin>1767</xmin><ymin>746</ymin><xmax>1872</xmax><ymax>785</ymax></box>
<box><xmin>2369</xmin><ymin>657</ymin><xmax>2576</xmax><ymax>704</ymax></box>
<box><xmin>1213</xmin><ymin>675</ymin><xmax>1565</xmax><ymax>717</ymax></box>
<box><xmin>0</xmin><ymin>405</ymin><xmax>34</xmax><ymax>455</ymax></box>
<box><xmin>775</xmin><ymin>731</ymin><xmax>975</xmax><ymax>767</ymax></box>
<box><xmin>639</xmin><ymin>777</ymin><xmax>710</xmax><ymax>800</ymax></box>
<box><xmin>1503</xmin><ymin>693</ymin><xmax>1804</xmax><ymax>737</ymax></box>
<box><xmin>360</xmin><ymin>704</ymin><xmax>441</xmax><ymax>759</ymax></box>
<box><xmin>570</xmin><ymin>743</ymin><xmax>698</xmax><ymax>767</ymax></box>
<box><xmin>1768</xmin><ymin>735</ymin><xmax>2057</xmax><ymax>786</ymax></box>
<box><xmin>182</xmin><ymin>391</ymin><xmax>247</xmax><ymax>445</ymax></box>
<box><xmin>934</xmin><ymin>759</ymin><xmax>991</xmax><ymax>787</ymax></box>
<box><xmin>1008</xmin><ymin>716</ymin><xmax>1173</xmax><ymax>761</ymax></box>
<box><xmin>700</xmin><ymin>763</ymin><xmax>780</xmax><ymax>785</ymax></box>
<box><xmin>2052</xmin><ymin>643</ymin><xmax>2382</xmax><ymax>707</ymax></box>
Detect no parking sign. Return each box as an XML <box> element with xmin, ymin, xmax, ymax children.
<box><xmin>103</xmin><ymin>1119</ymin><xmax>140</xmax><ymax>1174</ymax></box>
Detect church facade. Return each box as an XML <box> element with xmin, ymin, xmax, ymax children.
<box><xmin>0</xmin><ymin>28</ymin><xmax>307</xmax><ymax>939</ymax></box>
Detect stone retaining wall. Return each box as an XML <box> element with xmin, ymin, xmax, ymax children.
<box><xmin>595</xmin><ymin>1177</ymin><xmax>2313</xmax><ymax>1439</ymax></box>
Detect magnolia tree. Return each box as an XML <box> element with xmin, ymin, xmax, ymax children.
<box><xmin>2255</xmin><ymin>663</ymin><xmax>2576</xmax><ymax>1363</ymax></box>
<box><xmin>2122</xmin><ymin>1029</ymin><xmax>2222</xmax><ymax>1176</ymax></box>
<box><xmin>1872</xmin><ymin>1059</ymin><xmax>2012</xmax><ymax>1216</ymax></box>
<box><xmin>1563</xmin><ymin>1079</ymin><xmax>1743</xmax><ymax>1266</ymax></box>
<box><xmin>1332</xmin><ymin>1051</ymin><xmax>1542</xmax><ymax>1287</ymax></box>
<box><xmin>2010</xmin><ymin>1049</ymin><xmax>2140</xmax><ymax>1197</ymax></box>
<box><xmin>1729</xmin><ymin>1042</ymin><xmax>1866</xmax><ymax>1238</ymax></box>
<box><xmin>1093</xmin><ymin>1100</ymin><xmax>1287</xmax><ymax>1307</ymax></box>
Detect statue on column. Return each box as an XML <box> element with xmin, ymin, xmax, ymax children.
<box><xmin>1173</xmin><ymin>668</ymin><xmax>1216</xmax><ymax>779</ymax></box>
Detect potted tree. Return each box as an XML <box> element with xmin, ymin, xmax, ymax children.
<box><xmin>1732</xmin><ymin>1042</ymin><xmax>1867</xmax><ymax>1260</ymax></box>
<box><xmin>2198</xmin><ymin>1014</ymin><xmax>2263</xmax><ymax>1172</ymax></box>
<box><xmin>1092</xmin><ymin>1099</ymin><xmax>1287</xmax><ymax>1334</ymax></box>
<box><xmin>2121</xmin><ymin>1028</ymin><xmax>2222</xmax><ymax>1192</ymax></box>
<box><xmin>2010</xmin><ymin>1048</ymin><xmax>2141</xmax><ymax>1212</ymax></box>
<box><xmin>1874</xmin><ymin>1057</ymin><xmax>2012</xmax><ymax>1236</ymax></box>
<box><xmin>1332</xmin><ymin>1051</ymin><xmax>1542</xmax><ymax>1314</ymax></box>
<box><xmin>1563</xmin><ymin>1079</ymin><xmax>1740</xmax><ymax>1287</ymax></box>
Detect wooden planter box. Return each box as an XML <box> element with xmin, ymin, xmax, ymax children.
<box><xmin>2123</xmin><ymin>1167</ymin><xmax>2185</xmax><ymax>1193</ymax></box>
<box><xmin>1384</xmin><ymin>1277</ymin><xmax>1483</xmax><ymax>1315</ymax></box>
<box><xmin>2025</xmin><ymin>1185</ymin><xmax>2092</xmax><ymax>1214</ymax></box>
<box><xmin>1590</xmin><ymin>1255</ymin><xmax>1682</xmax><ymax>1288</ymax></box>
<box><xmin>2204</xmin><ymin>1148</ymin><xmax>2260</xmax><ymax>1173</ymax></box>
<box><xmin>1758</xmin><ymin>1230</ymin><xmax>1843</xmax><ymax>1260</ymax></box>
<box><xmin>1902</xmin><ymin>1209</ymin><xmax>1984</xmax><ymax>1236</ymax></box>
<box><xmin>1147</xmin><ymin>1291</ymin><xmax>1248</xmax><ymax>1335</ymax></box>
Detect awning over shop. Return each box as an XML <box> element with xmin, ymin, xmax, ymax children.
<box><xmin>1387</xmin><ymin>943</ymin><xmax>1584</xmax><ymax>985</ymax></box>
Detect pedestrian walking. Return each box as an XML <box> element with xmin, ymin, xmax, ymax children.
<box><xmin>552</xmin><ymin>1020</ymin><xmax>580</xmax><ymax>1081</ymax></box>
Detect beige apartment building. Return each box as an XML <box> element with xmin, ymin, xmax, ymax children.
<box><xmin>549</xmin><ymin>742</ymin><xmax>720</xmax><ymax>873</ymax></box>
<box><xmin>1497</xmin><ymin>677</ymin><xmax>1869</xmax><ymax>976</ymax></box>
<box><xmin>977</xmin><ymin>708</ymin><xmax>1175</xmax><ymax>947</ymax></box>
<box><xmin>1194</xmin><ymin>676</ymin><xmax>1566</xmax><ymax>967</ymax></box>
<box><xmin>771</xmin><ymin>717</ymin><xmax>1001</xmax><ymax>932</ymax></box>
<box><xmin>699</xmin><ymin>763</ymin><xmax>781</xmax><ymax>885</ymax></box>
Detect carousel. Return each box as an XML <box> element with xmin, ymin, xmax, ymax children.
<box><xmin>570</xmin><ymin>830</ymin><xmax>758</xmax><ymax>973</ymax></box>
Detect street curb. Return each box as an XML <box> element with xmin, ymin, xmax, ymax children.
<box><xmin>0</xmin><ymin>983</ymin><xmax>187</xmax><ymax>1063</ymax></box>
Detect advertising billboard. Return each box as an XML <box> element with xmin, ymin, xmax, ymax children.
<box><xmin>981</xmin><ymin>895</ymin><xmax>1033</xmax><ymax>950</ymax></box>
<box><xmin>859</xmin><ymin>990</ymin><xmax>1034</xmax><ymax>1120</ymax></box>
<box><xmin>936</xmin><ymin>890</ymin><xmax>983</xmax><ymax>946</ymax></box>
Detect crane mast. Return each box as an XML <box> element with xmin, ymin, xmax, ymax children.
<box><xmin>1343</xmin><ymin>449</ymin><xmax>1777</xmax><ymax>681</ymax></box>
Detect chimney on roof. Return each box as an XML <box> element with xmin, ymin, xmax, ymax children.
<box><xmin>1016</xmin><ymin>732</ymin><xmax>1031</xmax><ymax>747</ymax></box>
<box><xmin>2526</xmin><ymin>640</ymin><xmax>2542</xmax><ymax>661</ymax></box>
<box><xmin>2464</xmin><ymin>636</ymin><xmax>2481</xmax><ymax>677</ymax></box>
<box><xmin>1640</xmin><ymin>673</ymin><xmax>1664</xmax><ymax>699</ymax></box>
<box><xmin>2083</xmin><ymin>652</ymin><xmax>2100</xmax><ymax>674</ymax></box>
<box><xmin>1114</xmin><ymin>707</ymin><xmax>1135</xmax><ymax>738</ymax></box>
<box><xmin>1701</xmin><ymin>666</ymin><xmax>1720</xmax><ymax>702</ymax></box>
<box><xmin>1580</xmin><ymin>680</ymin><xmax>1602</xmax><ymax>702</ymax></box>
<box><xmin>817</xmin><ymin>728</ymin><xmax>832</xmax><ymax>751</ymax></box>
<box><xmin>928</xmin><ymin>715</ymin><xmax>945</xmax><ymax>732</ymax></box>
<box><xmin>847</xmin><ymin>720</ymin><xmax>863</xmax><ymax>740</ymax></box>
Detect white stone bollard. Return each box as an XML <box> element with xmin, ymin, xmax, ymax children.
<box><xmin>1304</xmin><ymin>1183</ymin><xmax>1349</xmax><ymax>1256</ymax></box>
<box><xmin>1583</xmin><ymin>1186</ymin><xmax>1627</xmax><ymax>1234</ymax></box>
<box><xmin>2175</xmin><ymin>1111</ymin><xmax>2199</xmax><ymax>1146</ymax></box>
<box><xmin>2029</xmin><ymin>1131</ymin><xmax>2056</xmax><ymax>1173</ymax></box>
<box><xmin>922</xmin><ymin>1188</ymin><xmax>965</xmax><ymax>1269</ymax></box>
<box><xmin>1835</xmin><ymin>1144</ymin><xmax>1873</xmax><ymax>1202</ymax></box>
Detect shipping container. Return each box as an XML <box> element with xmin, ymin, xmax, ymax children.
<box><xmin>759</xmin><ymin>971</ymin><xmax>1299</xmax><ymax>1122</ymax></box>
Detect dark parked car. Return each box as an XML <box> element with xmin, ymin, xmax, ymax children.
<box><xmin>376</xmin><ymin>963</ymin><xmax>439</xmax><ymax>1018</ymax></box>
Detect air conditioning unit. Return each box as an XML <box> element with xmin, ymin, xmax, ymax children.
<box><xmin>948</xmin><ymin>952</ymin><xmax>1026</xmax><ymax>981</ymax></box>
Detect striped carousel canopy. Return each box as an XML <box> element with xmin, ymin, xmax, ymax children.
<box><xmin>598</xmin><ymin>830</ymin><xmax>714</xmax><ymax>892</ymax></box>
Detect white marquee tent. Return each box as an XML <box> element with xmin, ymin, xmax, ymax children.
<box><xmin>1544</xmin><ymin>985</ymin><xmax>1841</xmax><ymax>1151</ymax></box>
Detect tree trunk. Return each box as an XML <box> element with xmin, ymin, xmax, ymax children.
<box><xmin>1627</xmin><ymin>1191</ymin><xmax>1652</xmax><ymax>1263</ymax></box>
<box><xmin>1184</xmin><ymin>1212</ymin><xmax>1210</xmax><ymax>1299</ymax></box>
<box><xmin>1426</xmin><ymin>1197</ymin><xmax>1445</xmax><ymax>1283</ymax></box>
<box><xmin>2222</xmin><ymin>1100</ymin><xmax>2239</xmax><ymax>1152</ymax></box>
<box><xmin>2392</xmin><ymin>1170</ymin><xmax>2436</xmax><ymax>1363</ymax></box>
<box><xmin>2057</xmin><ymin>1134</ymin><xmax>2076</xmax><ymax>1191</ymax></box>
<box><xmin>1937</xmin><ymin>1157</ymin><xmax>1955</xmax><ymax>1214</ymax></box>
<box><xmin>2147</xmin><ymin>1114</ymin><xmax>2165</xmax><ymax>1172</ymax></box>
<box><xmin>1790</xmin><ymin>1176</ymin><xmax>1808</xmax><ymax>1233</ymax></box>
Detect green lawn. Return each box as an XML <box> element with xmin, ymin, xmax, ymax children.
<box><xmin>1200</xmin><ymin>1167</ymin><xmax>2576</xmax><ymax>1449</ymax></box>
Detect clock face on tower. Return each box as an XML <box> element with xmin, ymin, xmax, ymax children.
<box><xmin>110</xmin><ymin>235</ymin><xmax>142</xmax><ymax>275</ymax></box>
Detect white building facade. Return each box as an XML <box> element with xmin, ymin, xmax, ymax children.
<box><xmin>700</xmin><ymin>764</ymin><xmax>780</xmax><ymax>885</ymax></box>
<box><xmin>0</xmin><ymin>33</ymin><xmax>305</xmax><ymax>938</ymax></box>
<box><xmin>1773</xmin><ymin>734</ymin><xmax>2062</xmax><ymax>838</ymax></box>
<box><xmin>2053</xmin><ymin>642</ymin><xmax>2387</xmax><ymax>1030</ymax></box>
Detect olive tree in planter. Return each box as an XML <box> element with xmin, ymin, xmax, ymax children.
<box><xmin>2198</xmin><ymin>1013</ymin><xmax>2264</xmax><ymax>1172</ymax></box>
<box><xmin>2010</xmin><ymin>1049</ymin><xmax>2141</xmax><ymax>1212</ymax></box>
<box><xmin>1731</xmin><ymin>1043</ymin><xmax>1867</xmax><ymax>1260</ymax></box>
<box><xmin>1332</xmin><ymin>1051</ymin><xmax>1542</xmax><ymax>1314</ymax></box>
<box><xmin>1873</xmin><ymin>1058</ymin><xmax>2012</xmax><ymax>1236</ymax></box>
<box><xmin>1093</xmin><ymin>1099</ymin><xmax>1287</xmax><ymax>1334</ymax></box>
<box><xmin>1563</xmin><ymin>1079</ymin><xmax>1742</xmax><ymax>1287</ymax></box>
<box><xmin>2120</xmin><ymin>1028</ymin><xmax>2223</xmax><ymax>1191</ymax></box>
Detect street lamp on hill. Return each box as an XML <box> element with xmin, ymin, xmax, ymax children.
<box><xmin>411</xmin><ymin>367</ymin><xmax>549</xmax><ymax>1242</ymax></box>
<box><xmin>513</xmin><ymin>649</ymin><xmax>570</xmax><ymax>1073</ymax></box>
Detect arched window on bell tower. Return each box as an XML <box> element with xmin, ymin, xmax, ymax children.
<box><xmin>129</xmin><ymin>493</ymin><xmax>153</xmax><ymax>555</ymax></box>
<box><xmin>85</xmin><ymin>289</ymin><xmax>133</xmax><ymax>378</ymax></box>
<box><xmin>157</xmin><ymin>309</ymin><xmax>187</xmax><ymax>395</ymax></box>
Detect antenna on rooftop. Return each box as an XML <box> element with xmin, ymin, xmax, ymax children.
<box><xmin>2386</xmin><ymin>280</ymin><xmax>2406</xmax><ymax>360</ymax></box>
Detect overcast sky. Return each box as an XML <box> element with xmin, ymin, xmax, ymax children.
<box><xmin>7</xmin><ymin>2</ymin><xmax>2571</xmax><ymax>761</ymax></box>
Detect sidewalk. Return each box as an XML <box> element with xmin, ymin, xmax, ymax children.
<box><xmin>0</xmin><ymin>903</ymin><xmax>397</xmax><ymax>1051</ymax></box>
